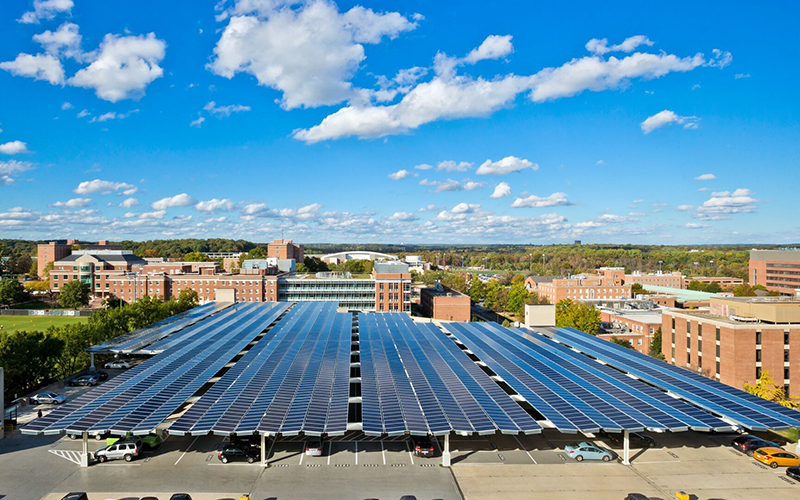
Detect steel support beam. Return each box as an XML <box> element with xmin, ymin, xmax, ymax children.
<box><xmin>442</xmin><ymin>433</ymin><xmax>451</xmax><ymax>467</ymax></box>
<box><xmin>622</xmin><ymin>430</ymin><xmax>630</xmax><ymax>465</ymax></box>
<box><xmin>80</xmin><ymin>432</ymin><xmax>90</xmax><ymax>467</ymax></box>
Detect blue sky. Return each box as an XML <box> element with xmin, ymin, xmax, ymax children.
<box><xmin>0</xmin><ymin>0</ymin><xmax>798</xmax><ymax>244</ymax></box>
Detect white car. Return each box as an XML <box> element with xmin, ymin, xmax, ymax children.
<box><xmin>104</xmin><ymin>360</ymin><xmax>132</xmax><ymax>369</ymax></box>
<box><xmin>305</xmin><ymin>440</ymin><xmax>323</xmax><ymax>456</ymax></box>
<box><xmin>29</xmin><ymin>392</ymin><xmax>66</xmax><ymax>405</ymax></box>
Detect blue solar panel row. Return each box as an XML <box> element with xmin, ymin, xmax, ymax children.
<box><xmin>87</xmin><ymin>301</ymin><xmax>231</xmax><ymax>354</ymax></box>
<box><xmin>169</xmin><ymin>302</ymin><xmax>352</xmax><ymax>437</ymax></box>
<box><xmin>444</xmin><ymin>322</ymin><xmax>730</xmax><ymax>434</ymax></box>
<box><xmin>549</xmin><ymin>327</ymin><xmax>800</xmax><ymax>431</ymax></box>
<box><xmin>24</xmin><ymin>303</ymin><xmax>288</xmax><ymax>436</ymax></box>
<box><xmin>359</xmin><ymin>313</ymin><xmax>541</xmax><ymax>436</ymax></box>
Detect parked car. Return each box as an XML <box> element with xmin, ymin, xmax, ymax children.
<box><xmin>305</xmin><ymin>439</ymin><xmax>323</xmax><ymax>456</ymax></box>
<box><xmin>753</xmin><ymin>447</ymin><xmax>800</xmax><ymax>469</ymax></box>
<box><xmin>411</xmin><ymin>435</ymin><xmax>435</xmax><ymax>457</ymax></box>
<box><xmin>68</xmin><ymin>375</ymin><xmax>99</xmax><ymax>387</ymax></box>
<box><xmin>67</xmin><ymin>431</ymin><xmax>108</xmax><ymax>441</ymax></box>
<box><xmin>86</xmin><ymin>370</ymin><xmax>109</xmax><ymax>381</ymax></box>
<box><xmin>218</xmin><ymin>445</ymin><xmax>260</xmax><ymax>464</ymax></box>
<box><xmin>29</xmin><ymin>392</ymin><xmax>66</xmax><ymax>405</ymax></box>
<box><xmin>733</xmin><ymin>436</ymin><xmax>782</xmax><ymax>456</ymax></box>
<box><xmin>787</xmin><ymin>466</ymin><xmax>800</xmax><ymax>481</ymax></box>
<box><xmin>94</xmin><ymin>441</ymin><xmax>141</xmax><ymax>462</ymax></box>
<box><xmin>104</xmin><ymin>359</ymin><xmax>132</xmax><ymax>369</ymax></box>
<box><xmin>60</xmin><ymin>493</ymin><xmax>88</xmax><ymax>500</ymax></box>
<box><xmin>230</xmin><ymin>435</ymin><xmax>261</xmax><ymax>449</ymax></box>
<box><xmin>600</xmin><ymin>431</ymin><xmax>656</xmax><ymax>448</ymax></box>
<box><xmin>624</xmin><ymin>495</ymin><xmax>651</xmax><ymax>500</ymax></box>
<box><xmin>168</xmin><ymin>495</ymin><xmax>193</xmax><ymax>500</ymax></box>
<box><xmin>107</xmin><ymin>432</ymin><xmax>161</xmax><ymax>450</ymax></box>
<box><xmin>564</xmin><ymin>442</ymin><xmax>616</xmax><ymax>462</ymax></box>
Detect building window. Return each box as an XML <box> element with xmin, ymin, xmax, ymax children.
<box><xmin>698</xmin><ymin>339</ymin><xmax>702</xmax><ymax>352</ymax></box>
<box><xmin>785</xmin><ymin>367</ymin><xmax>790</xmax><ymax>380</ymax></box>
<box><xmin>756</xmin><ymin>350</ymin><xmax>762</xmax><ymax>362</ymax></box>
<box><xmin>687</xmin><ymin>321</ymin><xmax>691</xmax><ymax>334</ymax></box>
<box><xmin>671</xmin><ymin>346</ymin><xmax>675</xmax><ymax>359</ymax></box>
<box><xmin>698</xmin><ymin>355</ymin><xmax>702</xmax><ymax>369</ymax></box>
<box><xmin>785</xmin><ymin>349</ymin><xmax>790</xmax><ymax>362</ymax></box>
<box><xmin>672</xmin><ymin>331</ymin><xmax>675</xmax><ymax>344</ymax></box>
<box><xmin>716</xmin><ymin>361</ymin><xmax>720</xmax><ymax>375</ymax></box>
<box><xmin>756</xmin><ymin>331</ymin><xmax>762</xmax><ymax>345</ymax></box>
<box><xmin>716</xmin><ymin>327</ymin><xmax>720</xmax><ymax>342</ymax></box>
<box><xmin>756</xmin><ymin>367</ymin><xmax>762</xmax><ymax>379</ymax></box>
<box><xmin>671</xmin><ymin>317</ymin><xmax>675</xmax><ymax>330</ymax></box>
<box><xmin>716</xmin><ymin>344</ymin><xmax>720</xmax><ymax>357</ymax></box>
<box><xmin>687</xmin><ymin>352</ymin><xmax>691</xmax><ymax>365</ymax></box>
<box><xmin>785</xmin><ymin>331</ymin><xmax>790</xmax><ymax>345</ymax></box>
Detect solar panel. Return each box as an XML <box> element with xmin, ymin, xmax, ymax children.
<box><xmin>549</xmin><ymin>327</ymin><xmax>800</xmax><ymax>431</ymax></box>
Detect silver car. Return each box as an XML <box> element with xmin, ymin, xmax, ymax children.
<box><xmin>29</xmin><ymin>392</ymin><xmax>66</xmax><ymax>405</ymax></box>
<box><xmin>94</xmin><ymin>441</ymin><xmax>141</xmax><ymax>462</ymax></box>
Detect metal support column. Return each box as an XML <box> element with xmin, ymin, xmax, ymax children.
<box><xmin>442</xmin><ymin>433</ymin><xmax>451</xmax><ymax>467</ymax></box>
<box><xmin>90</xmin><ymin>353</ymin><xmax>95</xmax><ymax>371</ymax></box>
<box><xmin>622</xmin><ymin>430</ymin><xmax>630</xmax><ymax>465</ymax></box>
<box><xmin>80</xmin><ymin>431</ymin><xmax>90</xmax><ymax>467</ymax></box>
<box><xmin>261</xmin><ymin>434</ymin><xmax>266</xmax><ymax>467</ymax></box>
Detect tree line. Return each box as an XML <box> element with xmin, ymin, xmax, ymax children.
<box><xmin>0</xmin><ymin>289</ymin><xmax>199</xmax><ymax>402</ymax></box>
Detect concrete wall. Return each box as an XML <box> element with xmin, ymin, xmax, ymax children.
<box><xmin>524</xmin><ymin>304</ymin><xmax>556</xmax><ymax>327</ymax></box>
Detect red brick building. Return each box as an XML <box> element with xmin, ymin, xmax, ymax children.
<box><xmin>750</xmin><ymin>249</ymin><xmax>800</xmax><ymax>295</ymax></box>
<box><xmin>268</xmin><ymin>239</ymin><xmax>304</xmax><ymax>263</ymax></box>
<box><xmin>527</xmin><ymin>267</ymin><xmax>631</xmax><ymax>304</ymax></box>
<box><xmin>625</xmin><ymin>271</ymin><xmax>684</xmax><ymax>289</ymax></box>
<box><xmin>36</xmin><ymin>241</ymin><xmax>72</xmax><ymax>278</ymax></box>
<box><xmin>420</xmin><ymin>286</ymin><xmax>471</xmax><ymax>322</ymax></box>
<box><xmin>598</xmin><ymin>309</ymin><xmax>662</xmax><ymax>354</ymax></box>
<box><xmin>662</xmin><ymin>297</ymin><xmax>800</xmax><ymax>395</ymax></box>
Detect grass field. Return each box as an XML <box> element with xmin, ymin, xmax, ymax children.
<box><xmin>0</xmin><ymin>315</ymin><xmax>89</xmax><ymax>334</ymax></box>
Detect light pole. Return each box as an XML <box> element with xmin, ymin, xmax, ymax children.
<box><xmin>542</xmin><ymin>252</ymin><xmax>546</xmax><ymax>276</ymax></box>
<box><xmin>658</xmin><ymin>260</ymin><xmax>663</xmax><ymax>272</ymax></box>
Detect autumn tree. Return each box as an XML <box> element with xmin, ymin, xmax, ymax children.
<box><xmin>555</xmin><ymin>299</ymin><xmax>600</xmax><ymax>335</ymax></box>
<box><xmin>744</xmin><ymin>370</ymin><xmax>798</xmax><ymax>408</ymax></box>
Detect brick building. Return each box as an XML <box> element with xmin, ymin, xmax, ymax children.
<box><xmin>36</xmin><ymin>241</ymin><xmax>72</xmax><ymax>278</ymax></box>
<box><xmin>420</xmin><ymin>285</ymin><xmax>471</xmax><ymax>322</ymax></box>
<box><xmin>625</xmin><ymin>271</ymin><xmax>684</xmax><ymax>289</ymax></box>
<box><xmin>598</xmin><ymin>309</ymin><xmax>662</xmax><ymax>354</ymax></box>
<box><xmin>662</xmin><ymin>296</ymin><xmax>800</xmax><ymax>395</ymax></box>
<box><xmin>268</xmin><ymin>239</ymin><xmax>304</xmax><ymax>263</ymax></box>
<box><xmin>750</xmin><ymin>249</ymin><xmax>800</xmax><ymax>295</ymax></box>
<box><xmin>527</xmin><ymin>267</ymin><xmax>631</xmax><ymax>304</ymax></box>
<box><xmin>685</xmin><ymin>276</ymin><xmax>744</xmax><ymax>287</ymax></box>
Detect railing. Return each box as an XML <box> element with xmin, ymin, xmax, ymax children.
<box><xmin>0</xmin><ymin>308</ymin><xmax>92</xmax><ymax>317</ymax></box>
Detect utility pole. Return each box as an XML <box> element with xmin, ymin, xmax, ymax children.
<box><xmin>542</xmin><ymin>252</ymin><xmax>546</xmax><ymax>276</ymax></box>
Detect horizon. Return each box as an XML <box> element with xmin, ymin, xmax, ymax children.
<box><xmin>1</xmin><ymin>1</ymin><xmax>798</xmax><ymax>244</ymax></box>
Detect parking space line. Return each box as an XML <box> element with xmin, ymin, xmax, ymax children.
<box><xmin>299</xmin><ymin>442</ymin><xmax>306</xmax><ymax>465</ymax></box>
<box><xmin>174</xmin><ymin>436</ymin><xmax>199</xmax><ymax>466</ymax></box>
<box><xmin>354</xmin><ymin>441</ymin><xmax>358</xmax><ymax>465</ymax></box>
<box><xmin>513</xmin><ymin>435</ymin><xmax>536</xmax><ymax>464</ymax></box>
<box><xmin>381</xmin><ymin>441</ymin><xmax>386</xmax><ymax>465</ymax></box>
<box><xmin>406</xmin><ymin>440</ymin><xmax>415</xmax><ymax>465</ymax></box>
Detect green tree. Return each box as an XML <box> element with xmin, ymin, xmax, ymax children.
<box><xmin>467</xmin><ymin>279</ymin><xmax>485</xmax><ymax>303</ymax></box>
<box><xmin>744</xmin><ymin>370</ymin><xmax>798</xmax><ymax>408</ymax></box>
<box><xmin>176</xmin><ymin>288</ymin><xmax>199</xmax><ymax>310</ymax></box>
<box><xmin>611</xmin><ymin>337</ymin><xmax>634</xmax><ymax>349</ymax></box>
<box><xmin>41</xmin><ymin>261</ymin><xmax>54</xmax><ymax>278</ymax></box>
<box><xmin>555</xmin><ymin>299</ymin><xmax>600</xmax><ymax>335</ymax></box>
<box><xmin>506</xmin><ymin>283</ymin><xmax>529</xmax><ymax>317</ymax></box>
<box><xmin>183</xmin><ymin>251</ymin><xmax>210</xmax><ymax>262</ymax></box>
<box><xmin>58</xmin><ymin>280</ymin><xmax>90</xmax><ymax>308</ymax></box>
<box><xmin>0</xmin><ymin>278</ymin><xmax>29</xmax><ymax>306</ymax></box>
<box><xmin>649</xmin><ymin>327</ymin><xmax>665</xmax><ymax>360</ymax></box>
<box><xmin>631</xmin><ymin>283</ymin><xmax>645</xmax><ymax>296</ymax></box>
<box><xmin>0</xmin><ymin>330</ymin><xmax>64</xmax><ymax>401</ymax></box>
<box><xmin>705</xmin><ymin>282</ymin><xmax>722</xmax><ymax>293</ymax></box>
<box><xmin>484</xmin><ymin>280</ymin><xmax>508</xmax><ymax>311</ymax></box>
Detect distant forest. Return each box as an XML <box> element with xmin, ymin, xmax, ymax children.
<box><xmin>1</xmin><ymin>238</ymin><xmax>791</xmax><ymax>279</ymax></box>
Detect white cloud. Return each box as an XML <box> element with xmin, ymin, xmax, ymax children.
<box><xmin>51</xmin><ymin>197</ymin><xmax>91</xmax><ymax>208</ymax></box>
<box><xmin>490</xmin><ymin>182</ymin><xmax>510</xmax><ymax>198</ymax></box>
<box><xmin>61</xmin><ymin>101</ymin><xmax>73</xmax><ymax>110</ymax></box>
<box><xmin>208</xmin><ymin>1</ymin><xmax>417</xmax><ymax>110</ymax></box>
<box><xmin>413</xmin><ymin>163</ymin><xmax>433</xmax><ymax>170</ymax></box>
<box><xmin>640</xmin><ymin>110</ymin><xmax>699</xmax><ymax>134</ymax></box>
<box><xmin>0</xmin><ymin>160</ymin><xmax>34</xmax><ymax>185</ymax></box>
<box><xmin>295</xmin><ymin>37</ymin><xmax>717</xmax><ymax>142</ymax></box>
<box><xmin>195</xmin><ymin>198</ymin><xmax>235</xmax><ymax>213</ymax></box>
<box><xmin>575</xmin><ymin>213</ymin><xmax>634</xmax><ymax>229</ymax></box>
<box><xmin>18</xmin><ymin>0</ymin><xmax>73</xmax><ymax>24</ymax></box>
<box><xmin>0</xmin><ymin>141</ymin><xmax>29</xmax><ymax>155</ymax></box>
<box><xmin>388</xmin><ymin>211</ymin><xmax>417</xmax><ymax>221</ymax></box>
<box><xmin>420</xmin><ymin>178</ymin><xmax>483</xmax><ymax>193</ymax></box>
<box><xmin>69</xmin><ymin>33</ymin><xmax>167</xmax><ymax>102</ymax></box>
<box><xmin>511</xmin><ymin>192</ymin><xmax>572</xmax><ymax>208</ymax></box>
<box><xmin>695</xmin><ymin>173</ymin><xmax>716</xmax><ymax>181</ymax></box>
<box><xmin>417</xmin><ymin>204</ymin><xmax>436</xmax><ymax>212</ymax></box>
<box><xmin>685</xmin><ymin>222</ymin><xmax>710</xmax><ymax>229</ymax></box>
<box><xmin>596</xmin><ymin>159</ymin><xmax>605</xmax><ymax>166</ymax></box>
<box><xmin>74</xmin><ymin>179</ymin><xmax>138</xmax><ymax>195</ymax></box>
<box><xmin>77</xmin><ymin>109</ymin><xmax>90</xmax><ymax>118</ymax></box>
<box><xmin>241</xmin><ymin>202</ymin><xmax>269</xmax><ymax>216</ymax></box>
<box><xmin>463</xmin><ymin>180</ymin><xmax>485</xmax><ymax>191</ymax></box>
<box><xmin>705</xmin><ymin>49</ymin><xmax>732</xmax><ymax>68</ymax></box>
<box><xmin>463</xmin><ymin>35</ymin><xmax>514</xmax><ymax>64</ymax></box>
<box><xmin>735</xmin><ymin>73</ymin><xmax>750</xmax><ymax>79</ymax></box>
<box><xmin>676</xmin><ymin>204</ymin><xmax>694</xmax><ymax>211</ymax></box>
<box><xmin>119</xmin><ymin>197</ymin><xmax>139</xmax><ymax>208</ymax></box>
<box><xmin>151</xmin><ymin>193</ymin><xmax>196</xmax><ymax>210</ymax></box>
<box><xmin>476</xmin><ymin>156</ymin><xmax>537</xmax><ymax>175</ymax></box>
<box><xmin>190</xmin><ymin>116</ymin><xmax>206</xmax><ymax>128</ymax></box>
<box><xmin>89</xmin><ymin>109</ymin><xmax>139</xmax><ymax>123</ymax></box>
<box><xmin>33</xmin><ymin>22</ymin><xmax>82</xmax><ymax>59</ymax></box>
<box><xmin>203</xmin><ymin>101</ymin><xmax>251</xmax><ymax>117</ymax></box>
<box><xmin>697</xmin><ymin>187</ymin><xmax>710</xmax><ymax>192</ymax></box>
<box><xmin>585</xmin><ymin>35</ymin><xmax>653</xmax><ymax>55</ymax></box>
<box><xmin>696</xmin><ymin>188</ymin><xmax>757</xmax><ymax>219</ymax></box>
<box><xmin>126</xmin><ymin>210</ymin><xmax>166</xmax><ymax>220</ymax></box>
<box><xmin>437</xmin><ymin>160</ymin><xmax>472</xmax><ymax>172</ymax></box>
<box><xmin>0</xmin><ymin>53</ymin><xmax>64</xmax><ymax>84</ymax></box>
<box><xmin>388</xmin><ymin>169</ymin><xmax>415</xmax><ymax>180</ymax></box>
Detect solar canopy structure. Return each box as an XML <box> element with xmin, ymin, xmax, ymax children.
<box><xmin>87</xmin><ymin>301</ymin><xmax>231</xmax><ymax>354</ymax></box>
<box><xmin>443</xmin><ymin>322</ymin><xmax>730</xmax><ymax>434</ymax></box>
<box><xmin>170</xmin><ymin>302</ymin><xmax>351</xmax><ymax>437</ymax></box>
<box><xmin>549</xmin><ymin>327</ymin><xmax>800</xmax><ymax>432</ymax></box>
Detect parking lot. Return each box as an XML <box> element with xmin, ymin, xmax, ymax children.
<box><xmin>4</xmin><ymin>423</ymin><xmax>800</xmax><ymax>499</ymax></box>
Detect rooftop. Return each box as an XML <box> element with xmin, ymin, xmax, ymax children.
<box><xmin>642</xmin><ymin>284</ymin><xmax>719</xmax><ymax>302</ymax></box>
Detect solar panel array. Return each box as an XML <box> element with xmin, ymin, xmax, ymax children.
<box><xmin>444</xmin><ymin>322</ymin><xmax>731</xmax><ymax>434</ymax></box>
<box><xmin>359</xmin><ymin>313</ymin><xmax>541</xmax><ymax>436</ymax></box>
<box><xmin>24</xmin><ymin>302</ymin><xmax>288</xmax><ymax>436</ymax></box>
<box><xmin>170</xmin><ymin>302</ymin><xmax>351</xmax><ymax>437</ymax></box>
<box><xmin>87</xmin><ymin>302</ymin><xmax>231</xmax><ymax>354</ymax></box>
<box><xmin>549</xmin><ymin>327</ymin><xmax>800</xmax><ymax>431</ymax></box>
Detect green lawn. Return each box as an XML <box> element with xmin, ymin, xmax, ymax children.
<box><xmin>0</xmin><ymin>315</ymin><xmax>89</xmax><ymax>334</ymax></box>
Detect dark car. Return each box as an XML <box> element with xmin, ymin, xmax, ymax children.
<box><xmin>60</xmin><ymin>494</ymin><xmax>89</xmax><ymax>500</ymax></box>
<box><xmin>732</xmin><ymin>436</ymin><xmax>782</xmax><ymax>456</ymax></box>
<box><xmin>86</xmin><ymin>370</ymin><xmax>109</xmax><ymax>381</ymax></box>
<box><xmin>625</xmin><ymin>494</ymin><xmax>651</xmax><ymax>500</ymax></box>
<box><xmin>68</xmin><ymin>375</ymin><xmax>99</xmax><ymax>387</ymax></box>
<box><xmin>600</xmin><ymin>431</ymin><xmax>656</xmax><ymax>448</ymax></box>
<box><xmin>230</xmin><ymin>435</ymin><xmax>261</xmax><ymax>449</ymax></box>
<box><xmin>218</xmin><ymin>445</ymin><xmax>259</xmax><ymax>464</ymax></box>
<box><xmin>411</xmin><ymin>435</ymin><xmax>435</xmax><ymax>457</ymax></box>
<box><xmin>169</xmin><ymin>495</ymin><xmax>193</xmax><ymax>500</ymax></box>
<box><xmin>787</xmin><ymin>466</ymin><xmax>800</xmax><ymax>481</ymax></box>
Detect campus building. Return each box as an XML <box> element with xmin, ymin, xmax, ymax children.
<box><xmin>598</xmin><ymin>309</ymin><xmax>662</xmax><ymax>355</ymax></box>
<box><xmin>662</xmin><ymin>296</ymin><xmax>800</xmax><ymax>394</ymax></box>
<box><xmin>36</xmin><ymin>241</ymin><xmax>73</xmax><ymax>278</ymax></box>
<box><xmin>420</xmin><ymin>284</ymin><xmax>471</xmax><ymax>322</ymax></box>
<box><xmin>684</xmin><ymin>276</ymin><xmax>744</xmax><ymax>287</ymax></box>
<box><xmin>750</xmin><ymin>249</ymin><xmax>800</xmax><ymax>295</ymax></box>
<box><xmin>267</xmin><ymin>239</ymin><xmax>304</xmax><ymax>262</ymax></box>
<box><xmin>320</xmin><ymin>250</ymin><xmax>398</xmax><ymax>264</ymax></box>
<box><xmin>526</xmin><ymin>267</ymin><xmax>631</xmax><ymax>304</ymax></box>
<box><xmin>625</xmin><ymin>271</ymin><xmax>684</xmax><ymax>289</ymax></box>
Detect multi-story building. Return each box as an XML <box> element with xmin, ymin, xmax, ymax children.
<box><xmin>528</xmin><ymin>268</ymin><xmax>631</xmax><ymax>304</ymax></box>
<box><xmin>598</xmin><ymin>309</ymin><xmax>662</xmax><ymax>354</ymax></box>
<box><xmin>685</xmin><ymin>276</ymin><xmax>744</xmax><ymax>287</ymax></box>
<box><xmin>37</xmin><ymin>241</ymin><xmax>72</xmax><ymax>278</ymax></box>
<box><xmin>50</xmin><ymin>249</ymin><xmax>148</xmax><ymax>297</ymax></box>
<box><xmin>625</xmin><ymin>271</ymin><xmax>684</xmax><ymax>289</ymax></box>
<box><xmin>373</xmin><ymin>262</ymin><xmax>412</xmax><ymax>312</ymax></box>
<box><xmin>320</xmin><ymin>250</ymin><xmax>398</xmax><ymax>264</ymax></box>
<box><xmin>420</xmin><ymin>285</ymin><xmax>471</xmax><ymax>322</ymax></box>
<box><xmin>203</xmin><ymin>252</ymin><xmax>244</xmax><ymax>273</ymax></box>
<box><xmin>662</xmin><ymin>296</ymin><xmax>800</xmax><ymax>395</ymax></box>
<box><xmin>750</xmin><ymin>249</ymin><xmax>800</xmax><ymax>295</ymax></box>
<box><xmin>268</xmin><ymin>239</ymin><xmax>304</xmax><ymax>263</ymax></box>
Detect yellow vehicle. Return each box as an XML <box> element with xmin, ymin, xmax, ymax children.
<box><xmin>753</xmin><ymin>447</ymin><xmax>800</xmax><ymax>469</ymax></box>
